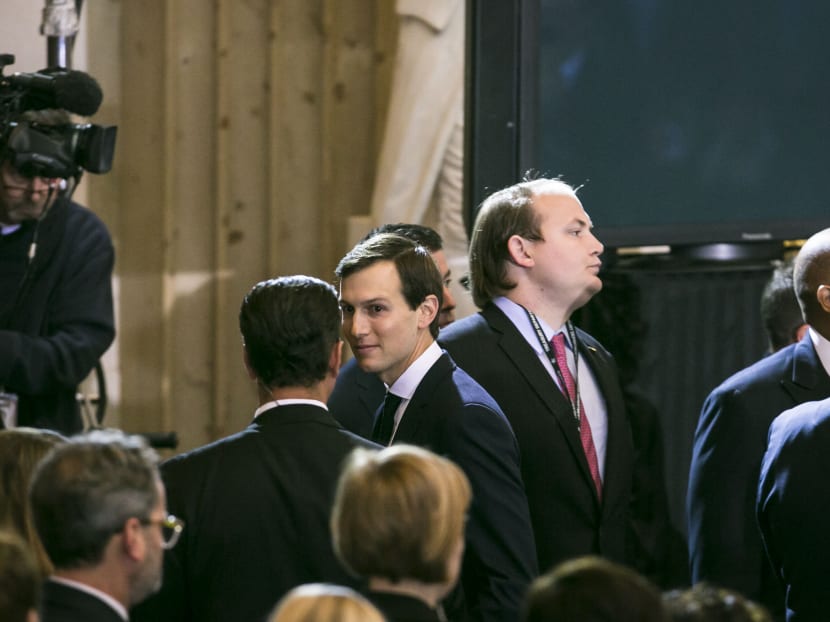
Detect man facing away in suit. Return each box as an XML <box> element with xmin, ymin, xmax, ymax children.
<box><xmin>328</xmin><ymin>223</ymin><xmax>457</xmax><ymax>437</ymax></box>
<box><xmin>131</xmin><ymin>276</ymin><xmax>377</xmax><ymax>622</ymax></box>
<box><xmin>437</xmin><ymin>177</ymin><xmax>635</xmax><ymax>576</ymax></box>
<box><xmin>336</xmin><ymin>233</ymin><xmax>537</xmax><ymax>622</ymax></box>
<box><xmin>757</xmin><ymin>396</ymin><xmax>830</xmax><ymax>622</ymax></box>
<box><xmin>687</xmin><ymin>227</ymin><xmax>830</xmax><ymax>619</ymax></box>
<box><xmin>29</xmin><ymin>429</ymin><xmax>172</xmax><ymax>622</ymax></box>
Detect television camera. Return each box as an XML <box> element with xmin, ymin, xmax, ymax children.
<box><xmin>0</xmin><ymin>53</ymin><xmax>116</xmax><ymax>189</ymax></box>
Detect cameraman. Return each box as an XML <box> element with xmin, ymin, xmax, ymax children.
<box><xmin>0</xmin><ymin>108</ymin><xmax>114</xmax><ymax>434</ymax></box>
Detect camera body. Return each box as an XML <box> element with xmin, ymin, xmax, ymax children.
<box><xmin>4</xmin><ymin>121</ymin><xmax>117</xmax><ymax>179</ymax></box>
<box><xmin>0</xmin><ymin>53</ymin><xmax>116</xmax><ymax>179</ymax></box>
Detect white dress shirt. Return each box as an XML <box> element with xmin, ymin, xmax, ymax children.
<box><xmin>493</xmin><ymin>296</ymin><xmax>608</xmax><ymax>477</ymax></box>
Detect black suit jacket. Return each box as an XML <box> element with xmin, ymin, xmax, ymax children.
<box><xmin>131</xmin><ymin>404</ymin><xmax>378</xmax><ymax>622</ymax></box>
<box><xmin>328</xmin><ymin>357</ymin><xmax>386</xmax><ymax>438</ymax></box>
<box><xmin>758</xmin><ymin>397</ymin><xmax>830</xmax><ymax>622</ymax></box>
<box><xmin>41</xmin><ymin>580</ymin><xmax>124</xmax><ymax>622</ymax></box>
<box><xmin>438</xmin><ymin>304</ymin><xmax>634</xmax><ymax>575</ymax></box>
<box><xmin>687</xmin><ymin>334</ymin><xmax>830</xmax><ymax>617</ymax></box>
<box><xmin>388</xmin><ymin>351</ymin><xmax>538</xmax><ymax>622</ymax></box>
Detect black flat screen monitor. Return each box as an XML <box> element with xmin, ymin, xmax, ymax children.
<box><xmin>465</xmin><ymin>0</ymin><xmax>830</xmax><ymax>250</ymax></box>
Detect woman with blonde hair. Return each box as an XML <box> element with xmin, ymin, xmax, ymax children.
<box><xmin>0</xmin><ymin>427</ymin><xmax>66</xmax><ymax>576</ymax></box>
<box><xmin>331</xmin><ymin>444</ymin><xmax>472</xmax><ymax>621</ymax></box>
<box><xmin>268</xmin><ymin>583</ymin><xmax>385</xmax><ymax>622</ymax></box>
<box><xmin>0</xmin><ymin>530</ymin><xmax>42</xmax><ymax>622</ymax></box>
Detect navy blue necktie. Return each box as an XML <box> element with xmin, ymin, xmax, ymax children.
<box><xmin>372</xmin><ymin>392</ymin><xmax>402</xmax><ymax>446</ymax></box>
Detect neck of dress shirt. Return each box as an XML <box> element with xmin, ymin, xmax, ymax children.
<box><xmin>809</xmin><ymin>327</ymin><xmax>830</xmax><ymax>378</ymax></box>
<box><xmin>384</xmin><ymin>341</ymin><xmax>444</xmax><ymax>442</ymax></box>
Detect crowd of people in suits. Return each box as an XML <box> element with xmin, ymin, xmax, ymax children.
<box><xmin>2</xmin><ymin>176</ymin><xmax>828</xmax><ymax>622</ymax></box>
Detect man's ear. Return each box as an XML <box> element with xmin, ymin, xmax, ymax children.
<box><xmin>817</xmin><ymin>284</ymin><xmax>830</xmax><ymax>313</ymax></box>
<box><xmin>418</xmin><ymin>295</ymin><xmax>440</xmax><ymax>330</ymax></box>
<box><xmin>120</xmin><ymin>517</ymin><xmax>146</xmax><ymax>562</ymax></box>
<box><xmin>506</xmin><ymin>234</ymin><xmax>535</xmax><ymax>268</ymax></box>
<box><xmin>329</xmin><ymin>340</ymin><xmax>343</xmax><ymax>377</ymax></box>
<box><xmin>242</xmin><ymin>346</ymin><xmax>257</xmax><ymax>380</ymax></box>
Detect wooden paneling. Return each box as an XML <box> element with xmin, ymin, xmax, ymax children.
<box><xmin>117</xmin><ymin>0</ymin><xmax>169</xmax><ymax>441</ymax></box>
<box><xmin>88</xmin><ymin>0</ymin><xmax>398</xmax><ymax>452</ymax></box>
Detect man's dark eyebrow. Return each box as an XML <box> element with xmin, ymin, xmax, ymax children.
<box><xmin>341</xmin><ymin>297</ymin><xmax>390</xmax><ymax>307</ymax></box>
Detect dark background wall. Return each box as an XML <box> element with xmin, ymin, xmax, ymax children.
<box><xmin>575</xmin><ymin>262</ymin><xmax>774</xmax><ymax>537</ymax></box>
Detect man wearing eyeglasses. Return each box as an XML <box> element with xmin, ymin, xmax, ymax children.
<box><xmin>29</xmin><ymin>428</ymin><xmax>175</xmax><ymax>622</ymax></box>
<box><xmin>0</xmin><ymin>108</ymin><xmax>115</xmax><ymax>435</ymax></box>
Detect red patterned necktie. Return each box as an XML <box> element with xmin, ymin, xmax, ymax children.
<box><xmin>551</xmin><ymin>332</ymin><xmax>603</xmax><ymax>499</ymax></box>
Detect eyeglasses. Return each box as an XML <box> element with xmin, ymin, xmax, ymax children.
<box><xmin>1</xmin><ymin>163</ymin><xmax>59</xmax><ymax>193</ymax></box>
<box><xmin>2</xmin><ymin>184</ymin><xmax>53</xmax><ymax>196</ymax></box>
<box><xmin>140</xmin><ymin>514</ymin><xmax>186</xmax><ymax>550</ymax></box>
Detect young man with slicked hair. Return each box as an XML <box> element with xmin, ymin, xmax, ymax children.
<box><xmin>328</xmin><ymin>223</ymin><xmax>457</xmax><ymax>437</ymax></box>
<box><xmin>133</xmin><ymin>276</ymin><xmax>377</xmax><ymax>622</ymax></box>
<box><xmin>337</xmin><ymin>233</ymin><xmax>537</xmax><ymax>622</ymax></box>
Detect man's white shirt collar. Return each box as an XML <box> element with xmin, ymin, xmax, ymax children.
<box><xmin>254</xmin><ymin>399</ymin><xmax>328</xmax><ymax>419</ymax></box>
<box><xmin>809</xmin><ymin>327</ymin><xmax>830</xmax><ymax>378</ymax></box>
<box><xmin>387</xmin><ymin>341</ymin><xmax>443</xmax><ymax>400</ymax></box>
<box><xmin>493</xmin><ymin>296</ymin><xmax>570</xmax><ymax>350</ymax></box>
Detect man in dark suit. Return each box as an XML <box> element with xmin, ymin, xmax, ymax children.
<box><xmin>328</xmin><ymin>223</ymin><xmax>457</xmax><ymax>437</ymax></box>
<box><xmin>132</xmin><ymin>276</ymin><xmax>377</xmax><ymax>622</ymax></box>
<box><xmin>687</xmin><ymin>227</ymin><xmax>830</xmax><ymax>618</ymax></box>
<box><xmin>437</xmin><ymin>178</ymin><xmax>635</xmax><ymax>576</ymax></box>
<box><xmin>758</xmin><ymin>396</ymin><xmax>830</xmax><ymax>622</ymax></box>
<box><xmin>336</xmin><ymin>233</ymin><xmax>537</xmax><ymax>622</ymax></box>
<box><xmin>29</xmin><ymin>429</ymin><xmax>170</xmax><ymax>622</ymax></box>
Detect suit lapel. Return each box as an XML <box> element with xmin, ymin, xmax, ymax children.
<box><xmin>784</xmin><ymin>336</ymin><xmax>830</xmax><ymax>402</ymax></box>
<box><xmin>577</xmin><ymin>331</ymin><xmax>629</xmax><ymax>507</ymax></box>
<box><xmin>482</xmin><ymin>305</ymin><xmax>597</xmax><ymax>495</ymax></box>
<box><xmin>394</xmin><ymin>353</ymin><xmax>454</xmax><ymax>442</ymax></box>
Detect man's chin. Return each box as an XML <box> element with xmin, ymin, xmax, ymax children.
<box><xmin>576</xmin><ymin>281</ymin><xmax>603</xmax><ymax>308</ymax></box>
<box><xmin>352</xmin><ymin>355</ymin><xmax>378</xmax><ymax>374</ymax></box>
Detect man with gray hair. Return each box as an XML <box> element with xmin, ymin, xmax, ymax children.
<box><xmin>30</xmin><ymin>428</ymin><xmax>178</xmax><ymax>622</ymax></box>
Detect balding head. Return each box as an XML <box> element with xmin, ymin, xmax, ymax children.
<box><xmin>793</xmin><ymin>228</ymin><xmax>830</xmax><ymax>337</ymax></box>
